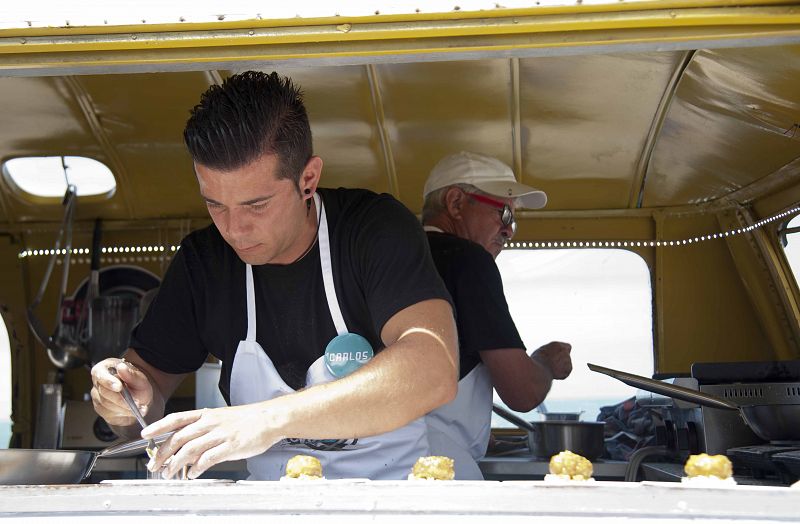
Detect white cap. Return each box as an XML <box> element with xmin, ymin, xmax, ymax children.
<box><xmin>423</xmin><ymin>151</ymin><xmax>547</xmax><ymax>209</ymax></box>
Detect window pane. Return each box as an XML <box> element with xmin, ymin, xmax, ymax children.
<box><xmin>4</xmin><ymin>156</ymin><xmax>116</xmax><ymax>198</ymax></box>
<box><xmin>783</xmin><ymin>215</ymin><xmax>800</xmax><ymax>280</ymax></box>
<box><xmin>493</xmin><ymin>248</ymin><xmax>654</xmax><ymax>426</ymax></box>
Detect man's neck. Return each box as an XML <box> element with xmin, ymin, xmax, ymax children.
<box><xmin>272</xmin><ymin>197</ymin><xmax>320</xmax><ymax>265</ymax></box>
<box><xmin>294</xmin><ymin>198</ymin><xmax>320</xmax><ymax>262</ymax></box>
<box><xmin>422</xmin><ymin>217</ymin><xmax>456</xmax><ymax>236</ymax></box>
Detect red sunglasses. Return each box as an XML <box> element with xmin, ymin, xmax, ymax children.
<box><xmin>464</xmin><ymin>192</ymin><xmax>517</xmax><ymax>235</ymax></box>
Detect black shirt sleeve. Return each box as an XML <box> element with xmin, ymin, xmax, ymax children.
<box><xmin>350</xmin><ymin>195</ymin><xmax>453</xmax><ymax>338</ymax></box>
<box><xmin>449</xmin><ymin>245</ymin><xmax>525</xmax><ymax>355</ymax></box>
<box><xmin>426</xmin><ymin>232</ymin><xmax>526</xmax><ymax>363</ymax></box>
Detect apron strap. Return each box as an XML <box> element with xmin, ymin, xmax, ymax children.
<box><xmin>245</xmin><ymin>264</ymin><xmax>257</xmax><ymax>342</ymax></box>
<box><xmin>316</xmin><ymin>192</ymin><xmax>348</xmax><ymax>336</ymax></box>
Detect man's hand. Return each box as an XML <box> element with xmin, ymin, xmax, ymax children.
<box><xmin>90</xmin><ymin>358</ymin><xmax>155</xmax><ymax>428</ymax></box>
<box><xmin>141</xmin><ymin>405</ymin><xmax>280</xmax><ymax>480</ymax></box>
<box><xmin>481</xmin><ymin>341</ymin><xmax>572</xmax><ymax>412</ymax></box>
<box><xmin>531</xmin><ymin>341</ymin><xmax>572</xmax><ymax>380</ymax></box>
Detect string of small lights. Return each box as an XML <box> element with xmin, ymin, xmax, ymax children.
<box><xmin>17</xmin><ymin>244</ymin><xmax>180</xmax><ymax>260</ymax></box>
<box><xmin>15</xmin><ymin>205</ymin><xmax>799</xmax><ymax>259</ymax></box>
<box><xmin>505</xmin><ymin>206</ymin><xmax>799</xmax><ymax>250</ymax></box>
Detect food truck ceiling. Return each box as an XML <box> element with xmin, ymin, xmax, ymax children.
<box><xmin>0</xmin><ymin>1</ymin><xmax>798</xmax><ymax>223</ymax></box>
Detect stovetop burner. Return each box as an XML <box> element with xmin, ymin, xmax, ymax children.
<box><xmin>728</xmin><ymin>444</ymin><xmax>800</xmax><ymax>484</ymax></box>
<box><xmin>771</xmin><ymin>450</ymin><xmax>800</xmax><ymax>479</ymax></box>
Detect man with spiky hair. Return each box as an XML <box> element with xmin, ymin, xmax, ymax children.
<box><xmin>90</xmin><ymin>71</ymin><xmax>458</xmax><ymax>481</ymax></box>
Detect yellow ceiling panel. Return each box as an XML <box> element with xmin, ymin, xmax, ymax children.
<box><xmin>375</xmin><ymin>59</ymin><xmax>515</xmax><ymax>211</ymax></box>
<box><xmin>643</xmin><ymin>45</ymin><xmax>800</xmax><ymax>207</ymax></box>
<box><xmin>77</xmin><ymin>72</ymin><xmax>213</xmax><ymax>218</ymax></box>
<box><xmin>77</xmin><ymin>73</ymin><xmax>211</xmax><ymax>143</ymax></box>
<box><xmin>0</xmin><ymin>45</ymin><xmax>798</xmax><ymax>224</ymax></box>
<box><xmin>518</xmin><ymin>52</ymin><xmax>685</xmax><ymax>210</ymax></box>
<box><xmin>262</xmin><ymin>65</ymin><xmax>391</xmax><ymax>194</ymax></box>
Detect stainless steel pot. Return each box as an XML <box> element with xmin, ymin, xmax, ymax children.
<box><xmin>588</xmin><ymin>363</ymin><xmax>800</xmax><ymax>442</ymax></box>
<box><xmin>0</xmin><ymin>432</ymin><xmax>174</xmax><ymax>485</ymax></box>
<box><xmin>493</xmin><ymin>404</ymin><xmax>605</xmax><ymax>460</ymax></box>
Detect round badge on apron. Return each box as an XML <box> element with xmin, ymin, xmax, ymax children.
<box><xmin>324</xmin><ymin>333</ymin><xmax>373</xmax><ymax>378</ymax></box>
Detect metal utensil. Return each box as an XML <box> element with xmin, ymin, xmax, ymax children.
<box><xmin>587</xmin><ymin>362</ymin><xmax>800</xmax><ymax>442</ymax></box>
<box><xmin>0</xmin><ymin>431</ymin><xmax>175</xmax><ymax>485</ymax></box>
<box><xmin>108</xmin><ymin>367</ymin><xmax>156</xmax><ymax>453</ymax></box>
<box><xmin>99</xmin><ymin>431</ymin><xmax>175</xmax><ymax>458</ymax></box>
<box><xmin>26</xmin><ymin>185</ymin><xmax>89</xmax><ymax>370</ymax></box>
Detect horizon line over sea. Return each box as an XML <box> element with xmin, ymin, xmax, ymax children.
<box><xmin>491</xmin><ymin>397</ymin><xmax>628</xmax><ymax>428</ymax></box>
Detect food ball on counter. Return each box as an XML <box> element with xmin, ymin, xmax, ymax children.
<box><xmin>408</xmin><ymin>456</ymin><xmax>455</xmax><ymax>480</ymax></box>
<box><xmin>546</xmin><ymin>450</ymin><xmax>594</xmax><ymax>481</ymax></box>
<box><xmin>681</xmin><ymin>453</ymin><xmax>736</xmax><ymax>486</ymax></box>
<box><xmin>282</xmin><ymin>454</ymin><xmax>324</xmax><ymax>480</ymax></box>
<box><xmin>683</xmin><ymin>453</ymin><xmax>733</xmax><ymax>481</ymax></box>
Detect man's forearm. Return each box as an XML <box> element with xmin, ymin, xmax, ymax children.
<box><xmin>527</xmin><ymin>353</ymin><xmax>555</xmax><ymax>407</ymax></box>
<box><xmin>483</xmin><ymin>348</ymin><xmax>557</xmax><ymax>412</ymax></box>
<box><xmin>263</xmin><ymin>330</ymin><xmax>457</xmax><ymax>441</ymax></box>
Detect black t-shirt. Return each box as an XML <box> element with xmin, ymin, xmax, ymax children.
<box><xmin>131</xmin><ymin>188</ymin><xmax>452</xmax><ymax>402</ymax></box>
<box><xmin>426</xmin><ymin>231</ymin><xmax>525</xmax><ymax>380</ymax></box>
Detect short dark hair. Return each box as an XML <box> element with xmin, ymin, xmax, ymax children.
<box><xmin>184</xmin><ymin>71</ymin><xmax>313</xmax><ymax>184</ymax></box>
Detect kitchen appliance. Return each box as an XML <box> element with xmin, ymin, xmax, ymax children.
<box><xmin>61</xmin><ymin>400</ymin><xmax>120</xmax><ymax>450</ymax></box>
<box><xmin>492</xmin><ymin>404</ymin><xmax>605</xmax><ymax>460</ymax></box>
<box><xmin>88</xmin><ymin>295</ymin><xmax>139</xmax><ymax>364</ymax></box>
<box><xmin>588</xmin><ymin>363</ymin><xmax>800</xmax><ymax>443</ymax></box>
<box><xmin>692</xmin><ymin>360</ymin><xmax>800</xmax><ymax>451</ymax></box>
<box><xmin>694</xmin><ymin>360</ymin><xmax>800</xmax><ymax>484</ymax></box>
<box><xmin>593</xmin><ymin>360</ymin><xmax>800</xmax><ymax>485</ymax></box>
<box><xmin>633</xmin><ymin>378</ymin><xmax>706</xmax><ymax>455</ymax></box>
<box><xmin>32</xmin><ymin>383</ymin><xmax>63</xmax><ymax>449</ymax></box>
<box><xmin>53</xmin><ymin>266</ymin><xmax>160</xmax><ymax>452</ymax></box>
<box><xmin>26</xmin><ymin>185</ymin><xmax>89</xmax><ymax>370</ymax></box>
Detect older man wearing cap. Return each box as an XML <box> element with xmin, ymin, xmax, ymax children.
<box><xmin>422</xmin><ymin>151</ymin><xmax>573</xmax><ymax>479</ymax></box>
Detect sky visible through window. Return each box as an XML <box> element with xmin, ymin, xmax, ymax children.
<box><xmin>4</xmin><ymin>156</ymin><xmax>116</xmax><ymax>199</ymax></box>
<box><xmin>492</xmin><ymin>248</ymin><xmax>654</xmax><ymax>426</ymax></box>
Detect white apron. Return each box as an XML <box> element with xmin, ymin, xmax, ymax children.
<box><xmin>423</xmin><ymin>225</ymin><xmax>494</xmax><ymax>480</ymax></box>
<box><xmin>425</xmin><ymin>364</ymin><xmax>493</xmax><ymax>480</ymax></box>
<box><xmin>229</xmin><ymin>193</ymin><xmax>430</xmax><ymax>480</ymax></box>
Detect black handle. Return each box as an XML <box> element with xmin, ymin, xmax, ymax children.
<box><xmin>90</xmin><ymin>218</ymin><xmax>102</xmax><ymax>271</ymax></box>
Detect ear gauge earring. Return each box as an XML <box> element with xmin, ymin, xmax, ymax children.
<box><xmin>305</xmin><ymin>188</ymin><xmax>312</xmax><ymax>216</ymax></box>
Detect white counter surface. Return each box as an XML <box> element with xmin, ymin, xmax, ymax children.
<box><xmin>0</xmin><ymin>479</ymin><xmax>798</xmax><ymax>523</ymax></box>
